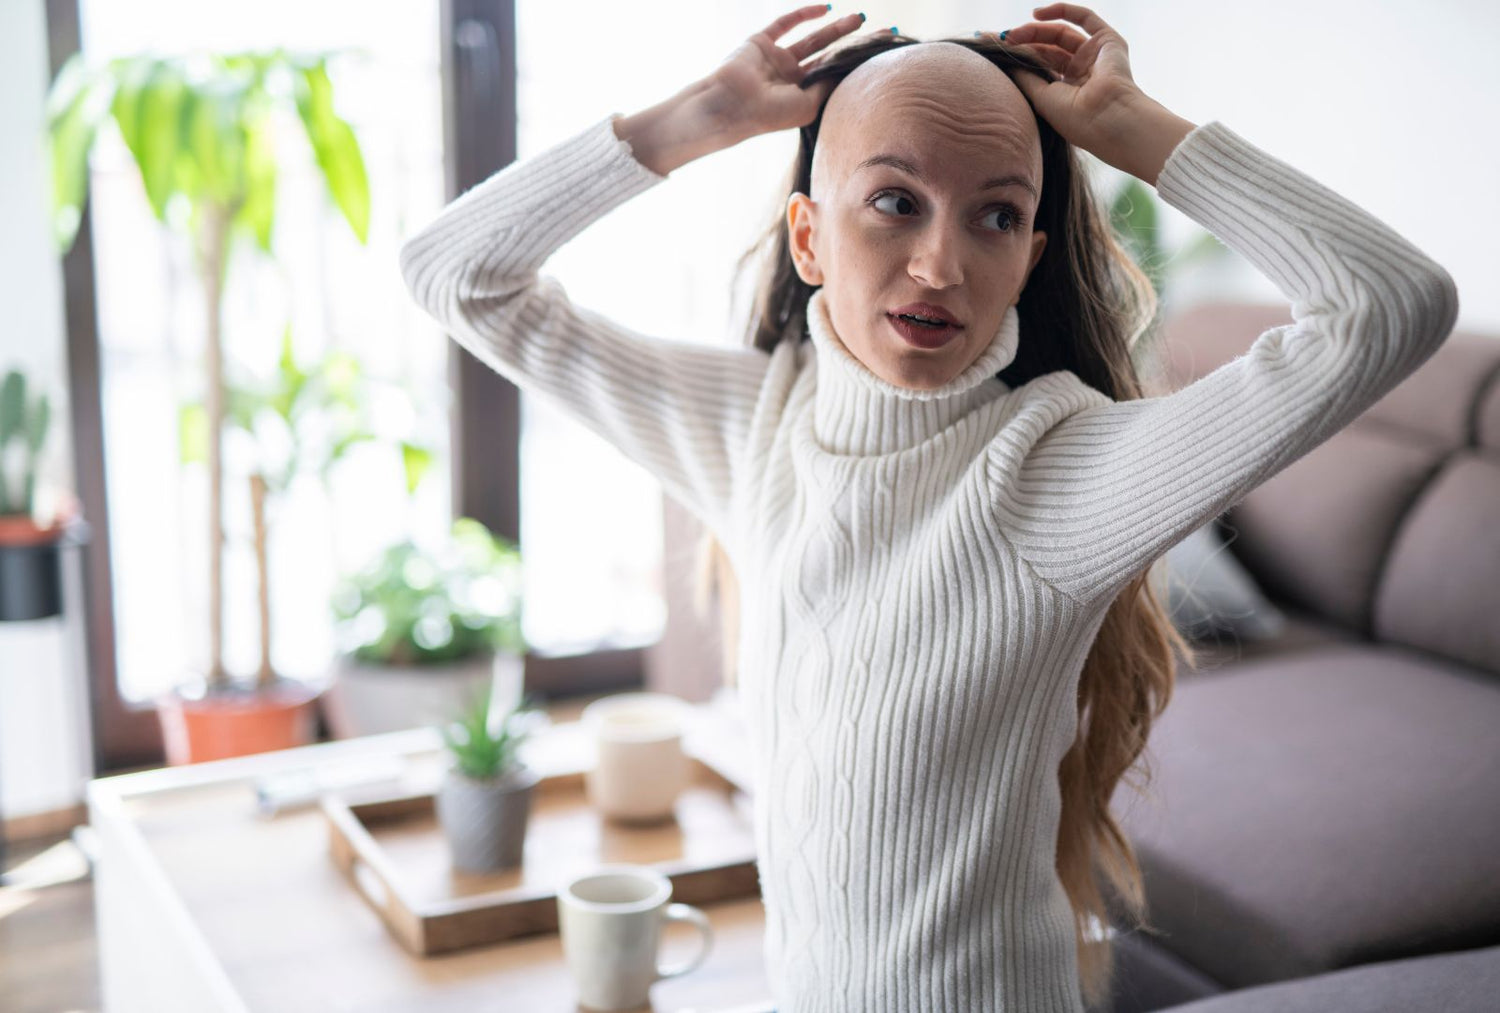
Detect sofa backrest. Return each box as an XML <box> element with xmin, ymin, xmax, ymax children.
<box><xmin>1158</xmin><ymin>302</ymin><xmax>1500</xmax><ymax>677</ymax></box>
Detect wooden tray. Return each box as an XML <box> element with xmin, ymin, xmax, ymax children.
<box><xmin>323</xmin><ymin>753</ymin><xmax>760</xmax><ymax>956</ymax></box>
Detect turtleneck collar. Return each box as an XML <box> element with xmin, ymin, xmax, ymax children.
<box><xmin>804</xmin><ymin>287</ymin><xmax>1018</xmax><ymax>456</ymax></box>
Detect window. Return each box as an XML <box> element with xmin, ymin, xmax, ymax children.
<box><xmin>511</xmin><ymin>0</ymin><xmax>800</xmax><ymax>656</ymax></box>
<box><xmin>80</xmin><ymin>0</ymin><xmax>450</xmax><ymax>701</ymax></box>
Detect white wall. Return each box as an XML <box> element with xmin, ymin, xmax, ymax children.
<box><xmin>0</xmin><ymin>0</ymin><xmax>95</xmax><ymax>823</ymax></box>
<box><xmin>943</xmin><ymin>0</ymin><xmax>1499</xmax><ymax>328</ymax></box>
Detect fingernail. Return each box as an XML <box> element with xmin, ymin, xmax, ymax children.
<box><xmin>999</xmin><ymin>29</ymin><xmax>1009</xmax><ymax>40</ymax></box>
<box><xmin>858</xmin><ymin>12</ymin><xmax>866</xmax><ymax>22</ymax></box>
<box><xmin>825</xmin><ymin>3</ymin><xmax>832</xmax><ymax>9</ymax></box>
<box><xmin>890</xmin><ymin>25</ymin><xmax>898</xmax><ymax>33</ymax></box>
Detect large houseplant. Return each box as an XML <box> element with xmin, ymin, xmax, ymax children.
<box><xmin>46</xmin><ymin>48</ymin><xmax>371</xmax><ymax>761</ymax></box>
<box><xmin>324</xmin><ymin>516</ymin><xmax>527</xmax><ymax>740</ymax></box>
<box><xmin>0</xmin><ymin>366</ymin><xmax>87</xmax><ymax>622</ymax></box>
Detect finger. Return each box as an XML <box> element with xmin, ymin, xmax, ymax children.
<box><xmin>1071</xmin><ymin>31</ymin><xmax>1110</xmax><ymax>72</ymax></box>
<box><xmin>786</xmin><ymin>11</ymin><xmax>866</xmax><ymax>61</ymax></box>
<box><xmin>996</xmin><ymin>22</ymin><xmax>1088</xmax><ymax>53</ymax></box>
<box><xmin>760</xmin><ymin>4</ymin><xmax>838</xmax><ymax>44</ymax></box>
<box><xmin>1029</xmin><ymin>2</ymin><xmax>1119</xmax><ymax>39</ymax></box>
<box><xmin>1009</xmin><ymin>67</ymin><xmax>1053</xmax><ymax>107</ymax></box>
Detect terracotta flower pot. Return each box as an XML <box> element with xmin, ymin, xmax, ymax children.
<box><xmin>156</xmin><ymin>679</ymin><xmax>323</xmax><ymax>765</ymax></box>
<box><xmin>436</xmin><ymin>761</ymin><xmax>540</xmax><ymax>873</ymax></box>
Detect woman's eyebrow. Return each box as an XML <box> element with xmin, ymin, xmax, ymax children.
<box><xmin>854</xmin><ymin>153</ymin><xmax>1038</xmax><ymax>201</ymax></box>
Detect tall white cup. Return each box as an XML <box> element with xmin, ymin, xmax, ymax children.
<box><xmin>582</xmin><ymin>692</ymin><xmax>692</xmax><ymax>823</ymax></box>
<box><xmin>557</xmin><ymin>864</ymin><xmax>713</xmax><ymax>1010</ymax></box>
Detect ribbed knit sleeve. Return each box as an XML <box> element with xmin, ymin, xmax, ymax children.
<box><xmin>398</xmin><ymin>114</ymin><xmax>771</xmax><ymax>545</ymax></box>
<box><xmin>990</xmin><ymin>120</ymin><xmax>1460</xmax><ymax>605</ymax></box>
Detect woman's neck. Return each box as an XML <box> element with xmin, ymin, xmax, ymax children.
<box><xmin>804</xmin><ymin>287</ymin><xmax>1018</xmax><ymax>456</ymax></box>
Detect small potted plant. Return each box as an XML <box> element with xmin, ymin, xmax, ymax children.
<box><xmin>0</xmin><ymin>366</ymin><xmax>87</xmax><ymax>622</ymax></box>
<box><xmin>324</xmin><ymin>516</ymin><xmax>526</xmax><ymax>738</ymax></box>
<box><xmin>435</xmin><ymin>684</ymin><xmax>544</xmax><ymax>873</ymax></box>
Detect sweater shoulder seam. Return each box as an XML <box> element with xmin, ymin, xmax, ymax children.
<box><xmin>984</xmin><ymin>372</ymin><xmax>1104</xmax><ymax>609</ymax></box>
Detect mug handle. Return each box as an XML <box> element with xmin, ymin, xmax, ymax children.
<box><xmin>655</xmin><ymin>902</ymin><xmax>714</xmax><ymax>979</ymax></box>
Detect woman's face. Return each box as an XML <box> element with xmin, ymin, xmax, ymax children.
<box><xmin>788</xmin><ymin>43</ymin><xmax>1048</xmax><ymax>391</ymax></box>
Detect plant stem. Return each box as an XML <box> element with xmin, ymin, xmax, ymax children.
<box><xmin>199</xmin><ymin>202</ymin><xmax>230</xmax><ymax>692</ymax></box>
<box><xmin>251</xmin><ymin>471</ymin><xmax>274</xmax><ymax>691</ymax></box>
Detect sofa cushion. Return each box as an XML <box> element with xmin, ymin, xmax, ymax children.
<box><xmin>1157</xmin><ymin>943</ymin><xmax>1500</xmax><ymax>1013</ymax></box>
<box><xmin>1107</xmin><ymin>645</ymin><xmax>1500</xmax><ymax>989</ymax></box>
<box><xmin>1478</xmin><ymin>365</ymin><xmax>1500</xmax><ymax>449</ymax></box>
<box><xmin>1175</xmin><ymin>604</ymin><xmax>1358</xmax><ymax>674</ymax></box>
<box><xmin>1353</xmin><ymin>334</ymin><xmax>1500</xmax><ymax>447</ymax></box>
<box><xmin>1373</xmin><ymin>452</ymin><xmax>1500</xmax><ymax>676</ymax></box>
<box><xmin>1163</xmin><ymin>523</ymin><xmax>1289</xmax><ymax>641</ymax></box>
<box><xmin>1220</xmin><ymin>424</ymin><xmax>1444</xmax><ymax>634</ymax></box>
<box><xmin>1160</xmin><ymin>308</ymin><xmax>1500</xmax><ymax>450</ymax></box>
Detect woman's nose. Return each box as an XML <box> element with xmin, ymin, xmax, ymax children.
<box><xmin>907</xmin><ymin>225</ymin><xmax>964</xmax><ymax>289</ymax></box>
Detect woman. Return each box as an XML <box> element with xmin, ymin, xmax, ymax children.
<box><xmin>398</xmin><ymin>5</ymin><xmax>1459</xmax><ymax>1009</ymax></box>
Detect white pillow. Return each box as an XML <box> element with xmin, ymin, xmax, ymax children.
<box><xmin>1163</xmin><ymin>522</ymin><xmax>1289</xmax><ymax>641</ymax></box>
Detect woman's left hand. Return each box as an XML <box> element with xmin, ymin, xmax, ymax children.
<box><xmin>985</xmin><ymin>3</ymin><xmax>1196</xmax><ymax>185</ymax></box>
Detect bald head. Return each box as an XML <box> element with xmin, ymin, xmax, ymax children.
<box><xmin>811</xmin><ymin>42</ymin><xmax>1041</xmax><ymax>201</ymax></box>
<box><xmin>783</xmin><ymin>40</ymin><xmax>1050</xmax><ymax>395</ymax></box>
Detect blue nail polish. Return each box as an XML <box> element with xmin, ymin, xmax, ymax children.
<box><xmin>826</xmin><ymin>3</ymin><xmax>832</xmax><ymax>9</ymax></box>
<box><xmin>999</xmin><ymin>29</ymin><xmax>1009</xmax><ymax>40</ymax></box>
<box><xmin>890</xmin><ymin>25</ymin><xmax>898</xmax><ymax>33</ymax></box>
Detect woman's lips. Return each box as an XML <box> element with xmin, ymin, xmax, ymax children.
<box><xmin>887</xmin><ymin>312</ymin><xmax>962</xmax><ymax>350</ymax></box>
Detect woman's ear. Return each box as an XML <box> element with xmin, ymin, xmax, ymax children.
<box><xmin>1019</xmin><ymin>230</ymin><xmax>1047</xmax><ymax>299</ymax></box>
<box><xmin>786</xmin><ymin>192</ymin><xmax>824</xmax><ymax>286</ymax></box>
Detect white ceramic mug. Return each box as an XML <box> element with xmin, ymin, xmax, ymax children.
<box><xmin>557</xmin><ymin>864</ymin><xmax>713</xmax><ymax>1010</ymax></box>
<box><xmin>582</xmin><ymin>692</ymin><xmax>692</xmax><ymax>823</ymax></box>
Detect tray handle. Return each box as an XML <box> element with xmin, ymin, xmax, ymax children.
<box><xmin>351</xmin><ymin>856</ymin><xmax>393</xmax><ymax>917</ymax></box>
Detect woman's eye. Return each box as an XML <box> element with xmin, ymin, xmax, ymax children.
<box><xmin>982</xmin><ymin>206</ymin><xmax>1023</xmax><ymax>232</ymax></box>
<box><xmin>870</xmin><ymin>190</ymin><xmax>1026</xmax><ymax>233</ymax></box>
<box><xmin>871</xmin><ymin>190</ymin><xmax>917</xmax><ymax>216</ymax></box>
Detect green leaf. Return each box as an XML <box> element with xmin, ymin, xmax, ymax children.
<box><xmin>47</xmin><ymin>60</ymin><xmax>116</xmax><ymax>253</ymax></box>
<box><xmin>293</xmin><ymin>60</ymin><xmax>370</xmax><ymax>243</ymax></box>
<box><xmin>179</xmin><ymin>401</ymin><xmax>208</xmax><ymax>465</ymax></box>
<box><xmin>133</xmin><ymin>60</ymin><xmax>190</xmax><ymax>219</ymax></box>
<box><xmin>273</xmin><ymin>322</ymin><xmax>308</xmax><ymax>421</ymax></box>
<box><xmin>239</xmin><ymin>109</ymin><xmax>278</xmax><ymax>252</ymax></box>
<box><xmin>0</xmin><ymin>371</ymin><xmax>24</xmax><ymax>438</ymax></box>
<box><xmin>185</xmin><ymin>75</ymin><xmax>244</xmax><ymax>205</ymax></box>
<box><xmin>107</xmin><ymin>56</ymin><xmax>153</xmax><ymax>175</ymax></box>
<box><xmin>400</xmin><ymin>442</ymin><xmax>433</xmax><ymax>495</ymax></box>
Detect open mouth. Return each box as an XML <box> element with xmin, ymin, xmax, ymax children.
<box><xmin>894</xmin><ymin>312</ymin><xmax>950</xmax><ymax>329</ymax></box>
<box><xmin>886</xmin><ymin>312</ymin><xmax>962</xmax><ymax>349</ymax></box>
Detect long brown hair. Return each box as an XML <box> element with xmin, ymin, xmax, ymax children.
<box><xmin>692</xmin><ymin>32</ymin><xmax>1199</xmax><ymax>1008</ymax></box>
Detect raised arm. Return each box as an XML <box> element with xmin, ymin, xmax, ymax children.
<box><xmin>993</xmin><ymin>118</ymin><xmax>1457</xmax><ymax>603</ymax></box>
<box><xmin>398</xmin><ymin>115</ymin><xmax>764</xmax><ymax>544</ymax></box>
<box><xmin>992</xmin><ymin>5</ymin><xmax>1461</xmax><ymax>604</ymax></box>
<box><xmin>398</xmin><ymin>5</ymin><xmax>870</xmax><ymax>544</ymax></box>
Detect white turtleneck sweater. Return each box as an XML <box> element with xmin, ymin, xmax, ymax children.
<box><xmin>398</xmin><ymin>114</ymin><xmax>1458</xmax><ymax>1012</ymax></box>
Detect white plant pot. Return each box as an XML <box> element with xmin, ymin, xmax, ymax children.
<box><xmin>323</xmin><ymin>649</ymin><xmax>524</xmax><ymax>739</ymax></box>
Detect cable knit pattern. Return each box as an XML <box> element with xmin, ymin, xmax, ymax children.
<box><xmin>399</xmin><ymin>112</ymin><xmax>1459</xmax><ymax>1012</ymax></box>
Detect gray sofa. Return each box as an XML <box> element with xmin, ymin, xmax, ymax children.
<box><xmin>1090</xmin><ymin>302</ymin><xmax>1500</xmax><ymax>1013</ymax></box>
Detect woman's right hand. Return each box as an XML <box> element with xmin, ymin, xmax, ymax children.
<box><xmin>702</xmin><ymin>4</ymin><xmax>870</xmax><ymax>140</ymax></box>
<box><xmin>614</xmin><ymin>5</ymin><xmax>868</xmax><ymax>176</ymax></box>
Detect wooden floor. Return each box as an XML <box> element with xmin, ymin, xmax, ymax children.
<box><xmin>0</xmin><ymin>831</ymin><xmax>100</xmax><ymax>1013</ymax></box>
